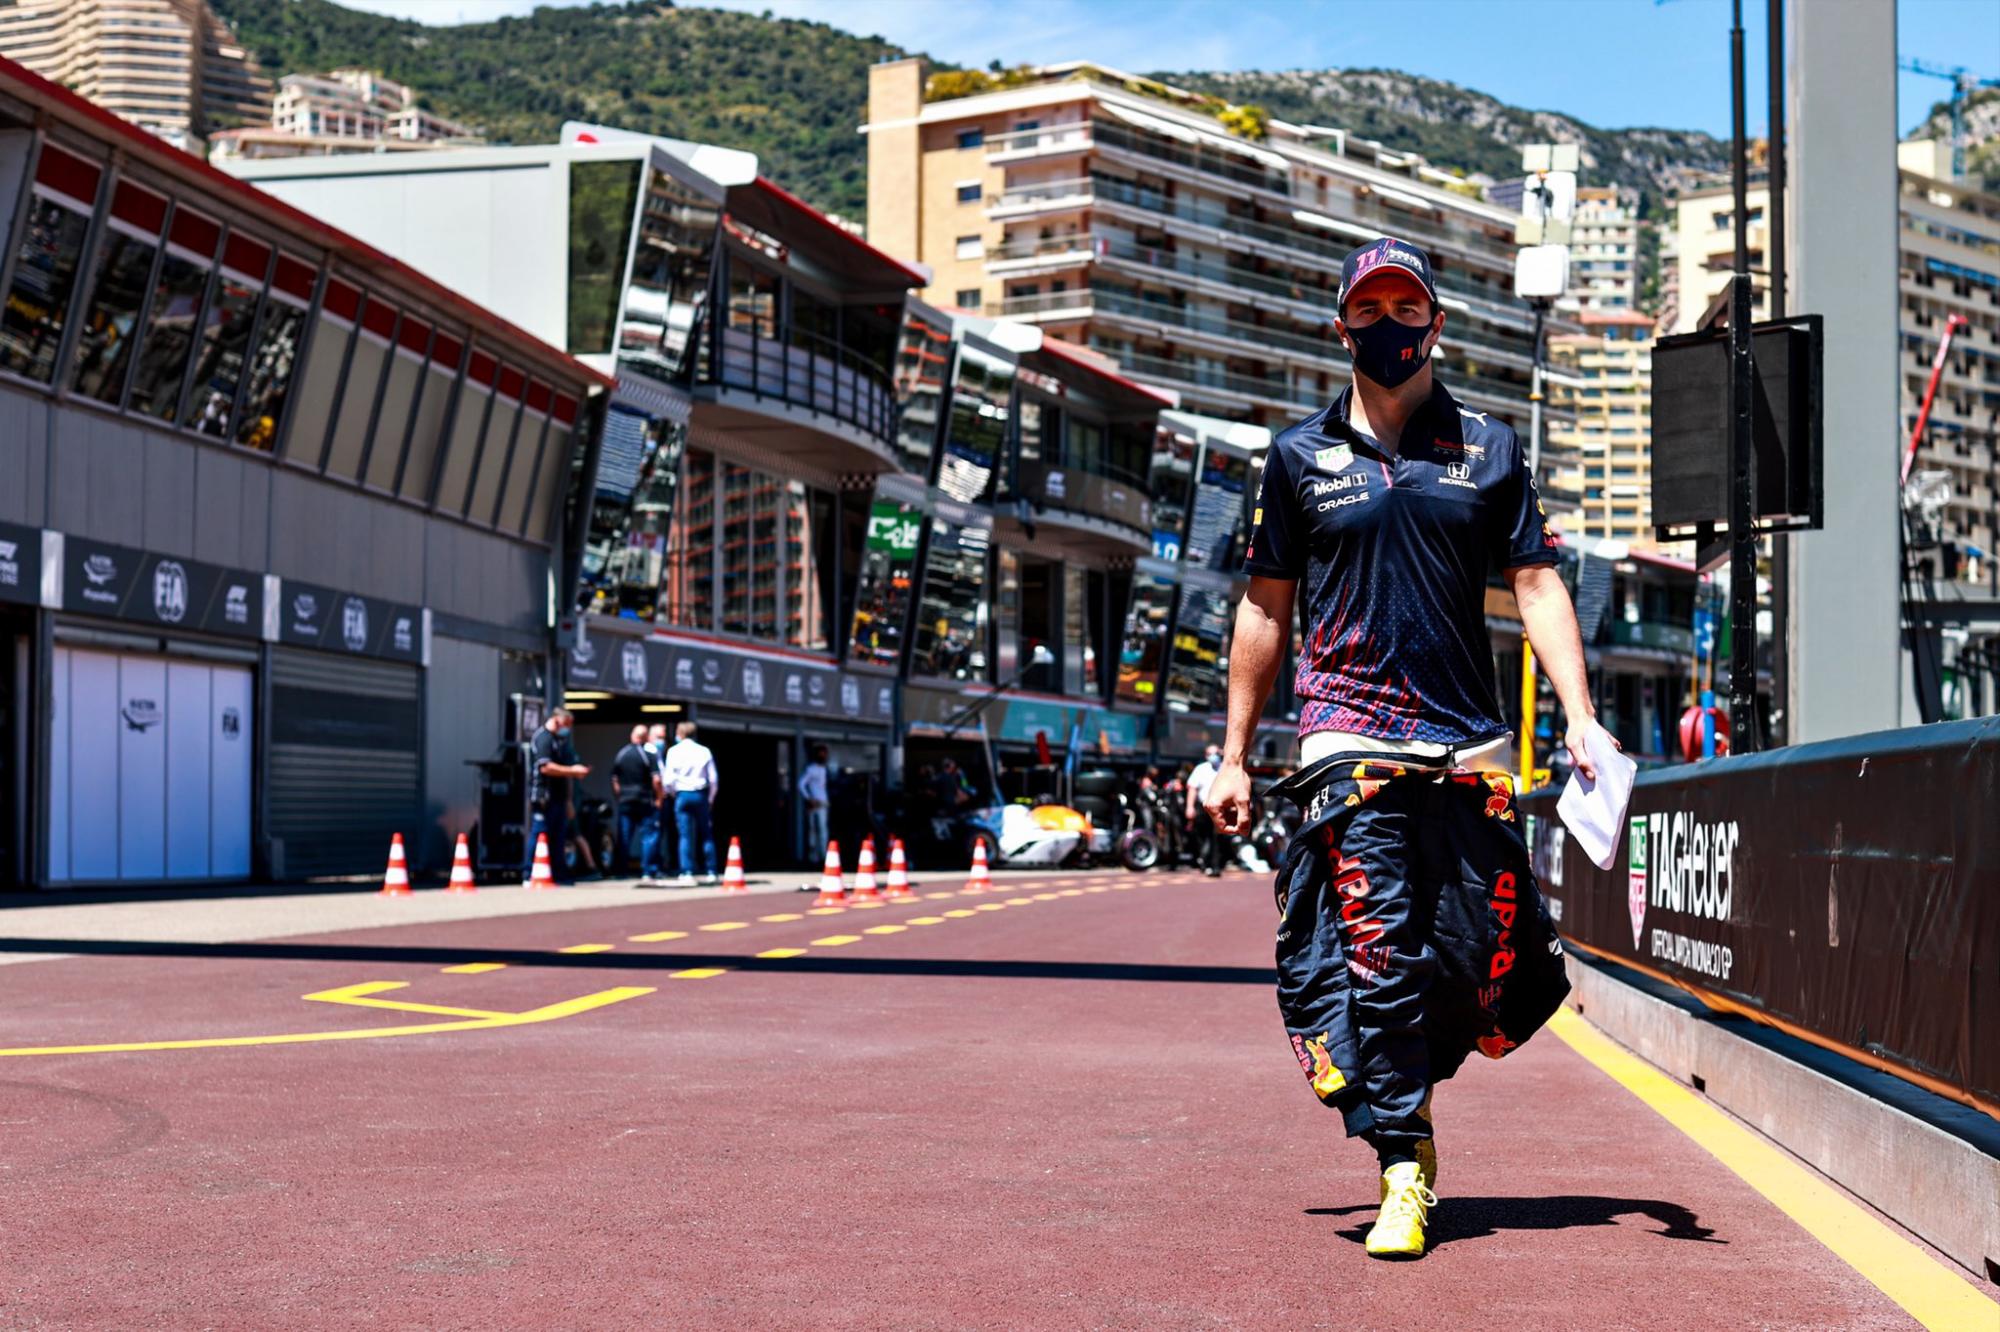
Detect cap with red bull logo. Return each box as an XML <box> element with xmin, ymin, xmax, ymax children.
<box><xmin>1337</xmin><ymin>237</ymin><xmax>1439</xmax><ymax>313</ymax></box>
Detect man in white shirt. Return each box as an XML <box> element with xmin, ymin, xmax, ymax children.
<box><xmin>799</xmin><ymin>744</ymin><xmax>831</xmax><ymax>873</ymax></box>
<box><xmin>1184</xmin><ymin>745</ymin><xmax>1225</xmax><ymax>877</ymax></box>
<box><xmin>662</xmin><ymin>721</ymin><xmax>721</xmax><ymax>885</ymax></box>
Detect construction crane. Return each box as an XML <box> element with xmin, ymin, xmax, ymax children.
<box><xmin>1899</xmin><ymin>59</ymin><xmax>2000</xmax><ymax>181</ymax></box>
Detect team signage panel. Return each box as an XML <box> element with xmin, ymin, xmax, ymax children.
<box><xmin>60</xmin><ymin>537</ymin><xmax>263</xmax><ymax>639</ymax></box>
<box><xmin>276</xmin><ymin>579</ymin><xmax>423</xmax><ymax>663</ymax></box>
<box><xmin>0</xmin><ymin>520</ymin><xmax>39</xmax><ymax>606</ymax></box>
<box><xmin>567</xmin><ymin>633</ymin><xmax>893</xmax><ymax>724</ymax></box>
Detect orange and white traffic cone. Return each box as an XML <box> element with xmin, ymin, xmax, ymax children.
<box><xmin>722</xmin><ymin>837</ymin><xmax>749</xmax><ymax>893</ymax></box>
<box><xmin>527</xmin><ymin>832</ymin><xmax>557</xmax><ymax>890</ymax></box>
<box><xmin>963</xmin><ymin>839</ymin><xmax>992</xmax><ymax>893</ymax></box>
<box><xmin>446</xmin><ymin>832</ymin><xmax>476</xmax><ymax>894</ymax></box>
<box><xmin>380</xmin><ymin>833</ymin><xmax>412</xmax><ymax>896</ymax></box>
<box><xmin>851</xmin><ymin>838</ymin><xmax>881</xmax><ymax>901</ymax></box>
<box><xmin>812</xmin><ymin>840</ymin><xmax>846</xmax><ymax>907</ymax></box>
<box><xmin>883</xmin><ymin>838</ymin><xmax>913</xmax><ymax>899</ymax></box>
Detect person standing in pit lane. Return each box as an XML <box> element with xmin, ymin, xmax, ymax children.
<box><xmin>1203</xmin><ymin>237</ymin><xmax>1616</xmax><ymax>1260</ymax></box>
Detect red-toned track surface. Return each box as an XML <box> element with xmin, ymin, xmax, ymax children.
<box><xmin>0</xmin><ymin>870</ymin><xmax>1963</xmax><ymax>1328</ymax></box>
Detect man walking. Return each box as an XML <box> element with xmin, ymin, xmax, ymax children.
<box><xmin>662</xmin><ymin>720</ymin><xmax>720</xmax><ymax>886</ymax></box>
<box><xmin>800</xmin><ymin>743</ymin><xmax>831</xmax><ymax>869</ymax></box>
<box><xmin>610</xmin><ymin>723</ymin><xmax>661</xmax><ymax>880</ymax></box>
<box><xmin>1203</xmin><ymin>237</ymin><xmax>1609</xmax><ymax>1259</ymax></box>
<box><xmin>644</xmin><ymin>722</ymin><xmax>674</xmax><ymax>881</ymax></box>
<box><xmin>1183</xmin><ymin>745</ymin><xmax>1226</xmax><ymax>877</ymax></box>
<box><xmin>525</xmin><ymin>707</ymin><xmax>588</xmax><ymax>884</ymax></box>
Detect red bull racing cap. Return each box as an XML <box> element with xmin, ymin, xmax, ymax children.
<box><xmin>1337</xmin><ymin>238</ymin><xmax>1439</xmax><ymax>313</ymax></box>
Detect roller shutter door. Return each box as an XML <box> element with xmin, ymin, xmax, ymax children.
<box><xmin>267</xmin><ymin>647</ymin><xmax>420</xmax><ymax>878</ymax></box>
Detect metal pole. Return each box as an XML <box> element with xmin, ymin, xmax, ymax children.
<box><xmin>1526</xmin><ymin>299</ymin><xmax>1547</xmax><ymax>477</ymax></box>
<box><xmin>1767</xmin><ymin>0</ymin><xmax>1789</xmax><ymax>744</ymax></box>
<box><xmin>1728</xmin><ymin>0</ymin><xmax>1761</xmax><ymax>751</ymax></box>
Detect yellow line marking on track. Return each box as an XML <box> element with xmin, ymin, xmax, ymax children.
<box><xmin>755</xmin><ymin>948</ymin><xmax>808</xmax><ymax>960</ymax></box>
<box><xmin>628</xmin><ymin>930</ymin><xmax>688</xmax><ymax>943</ymax></box>
<box><xmin>0</xmin><ymin>986</ymin><xmax>655</xmax><ymax>1058</ymax></box>
<box><xmin>441</xmin><ymin>962</ymin><xmax>507</xmax><ymax>974</ymax></box>
<box><xmin>698</xmin><ymin>921</ymin><xmax>749</xmax><ymax>932</ymax></box>
<box><xmin>1001</xmin><ymin>898</ymin><xmax>1031</xmax><ymax>906</ymax></box>
<box><xmin>1547</xmin><ymin>1007</ymin><xmax>1998</xmax><ymax>1330</ymax></box>
<box><xmin>669</xmin><ymin>968</ymin><xmax>729</xmax><ymax>980</ymax></box>
<box><xmin>1057</xmin><ymin>888</ymin><xmax>1084</xmax><ymax>897</ymax></box>
<box><xmin>807</xmin><ymin>906</ymin><xmax>846</xmax><ymax>916</ymax></box>
<box><xmin>1032</xmin><ymin>892</ymin><xmax>1060</xmax><ymax>900</ymax></box>
<box><xmin>558</xmin><ymin>943</ymin><xmax>615</xmax><ymax>954</ymax></box>
<box><xmin>974</xmin><ymin>903</ymin><xmax>1006</xmax><ymax>912</ymax></box>
<box><xmin>862</xmin><ymin>925</ymin><xmax>906</xmax><ymax>935</ymax></box>
<box><xmin>1085</xmin><ymin>886</ymin><xmax>1109</xmax><ymax>893</ymax></box>
<box><xmin>908</xmin><ymin>916</ymin><xmax>946</xmax><ymax>925</ymax></box>
<box><xmin>924</xmin><ymin>891</ymin><xmax>959</xmax><ymax>900</ymax></box>
<box><xmin>849</xmin><ymin>900</ymin><xmax>885</xmax><ymax>909</ymax></box>
<box><xmin>758</xmin><ymin>913</ymin><xmax>804</xmax><ymax>922</ymax></box>
<box><xmin>942</xmin><ymin>909</ymin><xmax>977</xmax><ymax>919</ymax></box>
<box><xmin>301</xmin><ymin>981</ymin><xmax>513</xmax><ymax>1020</ymax></box>
<box><xmin>810</xmin><ymin>934</ymin><xmax>863</xmax><ymax>947</ymax></box>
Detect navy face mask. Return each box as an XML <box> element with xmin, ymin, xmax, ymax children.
<box><xmin>1342</xmin><ymin>313</ymin><xmax>1436</xmax><ymax>388</ymax></box>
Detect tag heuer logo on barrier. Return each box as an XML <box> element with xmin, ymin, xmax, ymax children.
<box><xmin>620</xmin><ymin>640</ymin><xmax>648</xmax><ymax>692</ymax></box>
<box><xmin>152</xmin><ymin>561</ymin><xmax>188</xmax><ymax>623</ymax></box>
<box><xmin>1626</xmin><ymin>814</ymin><xmax>1649</xmax><ymax>947</ymax></box>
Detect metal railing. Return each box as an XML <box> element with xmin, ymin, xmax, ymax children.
<box><xmin>1109</xmin><ymin>348</ymin><xmax>1310</xmax><ymax>404</ymax></box>
<box><xmin>1086</xmin><ymin>118</ymin><xmax>1291</xmax><ymax>194</ymax></box>
<box><xmin>704</xmin><ymin>319</ymin><xmax>897</xmax><ymax>443</ymax></box>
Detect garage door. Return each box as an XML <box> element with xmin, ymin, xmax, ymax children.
<box><xmin>267</xmin><ymin>646</ymin><xmax>420</xmax><ymax>878</ymax></box>
<box><xmin>49</xmin><ymin>647</ymin><xmax>253</xmax><ymax>883</ymax></box>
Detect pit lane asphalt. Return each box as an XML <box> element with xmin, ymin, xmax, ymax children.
<box><xmin>0</xmin><ymin>868</ymin><xmax>1985</xmax><ymax>1329</ymax></box>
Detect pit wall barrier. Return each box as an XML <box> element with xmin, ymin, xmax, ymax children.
<box><xmin>1518</xmin><ymin>716</ymin><xmax>1999</xmax><ymax>1118</ymax></box>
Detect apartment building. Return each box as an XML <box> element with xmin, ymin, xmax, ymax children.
<box><xmin>1546</xmin><ymin>309</ymin><xmax>1657</xmax><ymax>545</ymax></box>
<box><xmin>1897</xmin><ymin>142</ymin><xmax>2000</xmax><ymax>586</ymax></box>
<box><xmin>271</xmin><ymin>69</ymin><xmax>477</xmax><ymax>144</ymax></box>
<box><xmin>863</xmin><ymin>58</ymin><xmax>1573</xmax><ymax>494</ymax></box>
<box><xmin>1565</xmin><ymin>185</ymin><xmax>1639</xmax><ymax>311</ymax></box>
<box><xmin>1670</xmin><ymin>177</ymin><xmax>1771</xmax><ymax>334</ymax></box>
<box><xmin>0</xmin><ymin>0</ymin><xmax>269</xmax><ymax>149</ymax></box>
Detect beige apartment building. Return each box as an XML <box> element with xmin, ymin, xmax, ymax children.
<box><xmin>211</xmin><ymin>67</ymin><xmax>479</xmax><ymax>162</ymax></box>
<box><xmin>0</xmin><ymin>0</ymin><xmax>269</xmax><ymax>148</ymax></box>
<box><xmin>1670</xmin><ymin>177</ymin><xmax>1771</xmax><ymax>335</ymax></box>
<box><xmin>863</xmin><ymin>57</ymin><xmax>1573</xmax><ymax>495</ymax></box>
<box><xmin>1547</xmin><ymin>309</ymin><xmax>1657</xmax><ymax>545</ymax></box>
<box><xmin>1566</xmin><ymin>185</ymin><xmax>1639</xmax><ymax>311</ymax></box>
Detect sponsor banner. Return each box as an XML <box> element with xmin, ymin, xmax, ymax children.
<box><xmin>277</xmin><ymin>580</ymin><xmax>423</xmax><ymax>663</ymax></box>
<box><xmin>60</xmin><ymin>537</ymin><xmax>263</xmax><ymax>639</ymax></box>
<box><xmin>1520</xmin><ymin>717</ymin><xmax>2000</xmax><ymax>1111</ymax></box>
<box><xmin>567</xmin><ymin>631</ymin><xmax>893</xmax><ymax>725</ymax></box>
<box><xmin>0</xmin><ymin>520</ymin><xmax>39</xmax><ymax>606</ymax></box>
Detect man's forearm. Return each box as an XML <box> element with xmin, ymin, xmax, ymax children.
<box><xmin>1516</xmin><ymin>572</ymin><xmax>1595</xmax><ymax>721</ymax></box>
<box><xmin>1222</xmin><ymin>592</ymin><xmax>1288</xmax><ymax>765</ymax></box>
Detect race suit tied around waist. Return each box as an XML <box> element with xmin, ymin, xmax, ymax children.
<box><xmin>1266</xmin><ymin>753</ymin><xmax>1571</xmax><ymax>1147</ymax></box>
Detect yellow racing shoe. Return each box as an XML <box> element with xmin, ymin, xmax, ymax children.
<box><xmin>1381</xmin><ymin>1138</ymin><xmax>1438</xmax><ymax>1201</ymax></box>
<box><xmin>1365</xmin><ymin>1161</ymin><xmax>1438</xmax><ymax>1260</ymax></box>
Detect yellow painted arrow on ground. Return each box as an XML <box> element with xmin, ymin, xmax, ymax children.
<box><xmin>0</xmin><ymin>981</ymin><xmax>654</xmax><ymax>1058</ymax></box>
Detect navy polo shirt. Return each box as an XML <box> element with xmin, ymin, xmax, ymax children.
<box><xmin>1243</xmin><ymin>382</ymin><xmax>1558</xmax><ymax>747</ymax></box>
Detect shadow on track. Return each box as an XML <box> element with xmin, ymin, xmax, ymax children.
<box><xmin>0</xmin><ymin>937</ymin><xmax>1277</xmax><ymax>987</ymax></box>
<box><xmin>1308</xmin><ymin>1195</ymin><xmax>1725</xmax><ymax>1251</ymax></box>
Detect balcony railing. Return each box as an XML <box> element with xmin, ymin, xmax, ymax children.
<box><xmin>705</xmin><ymin>320</ymin><xmax>897</xmax><ymax>443</ymax></box>
<box><xmin>1014</xmin><ymin>456</ymin><xmax>1151</xmax><ymax>534</ymax></box>
<box><xmin>1607</xmin><ymin>620</ymin><xmax>1695</xmax><ymax>655</ymax></box>
<box><xmin>1108</xmin><ymin>348</ymin><xmax>1313</xmax><ymax>405</ymax></box>
<box><xmin>998</xmin><ymin>285</ymin><xmax>1347</xmax><ymax>363</ymax></box>
<box><xmin>1086</xmin><ymin>118</ymin><xmax>1291</xmax><ymax>194</ymax></box>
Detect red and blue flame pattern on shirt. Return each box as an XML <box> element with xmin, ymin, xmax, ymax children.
<box><xmin>1243</xmin><ymin>383</ymin><xmax>1558</xmax><ymax>747</ymax></box>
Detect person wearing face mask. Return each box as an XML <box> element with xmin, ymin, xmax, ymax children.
<box><xmin>1203</xmin><ymin>237</ymin><xmax>1614</xmax><ymax>1260</ymax></box>
<box><xmin>1183</xmin><ymin>745</ymin><xmax>1227</xmax><ymax>877</ymax></box>
<box><xmin>525</xmin><ymin>707</ymin><xmax>589</xmax><ymax>884</ymax></box>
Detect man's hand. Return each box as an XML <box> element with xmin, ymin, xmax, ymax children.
<box><xmin>1563</xmin><ymin>716</ymin><xmax>1621</xmax><ymax>782</ymax></box>
<box><xmin>1203</xmin><ymin>761</ymin><xmax>1255</xmax><ymax>835</ymax></box>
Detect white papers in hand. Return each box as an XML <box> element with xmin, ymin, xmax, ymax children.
<box><xmin>1555</xmin><ymin>728</ymin><xmax>1638</xmax><ymax>871</ymax></box>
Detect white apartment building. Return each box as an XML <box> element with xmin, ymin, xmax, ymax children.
<box><xmin>271</xmin><ymin>68</ymin><xmax>477</xmax><ymax>144</ymax></box>
<box><xmin>0</xmin><ymin>0</ymin><xmax>269</xmax><ymax>148</ymax></box>
<box><xmin>1547</xmin><ymin>309</ymin><xmax>1657</xmax><ymax>545</ymax></box>
<box><xmin>864</xmin><ymin>59</ymin><xmax>1579</xmax><ymax>510</ymax></box>
<box><xmin>1565</xmin><ymin>185</ymin><xmax>1639</xmax><ymax>311</ymax></box>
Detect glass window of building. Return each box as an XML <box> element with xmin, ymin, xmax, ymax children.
<box><xmin>784</xmin><ymin>482</ymin><xmax>836</xmax><ymax>652</ymax></box>
<box><xmin>1186</xmin><ymin>447</ymin><xmax>1250</xmax><ymax>571</ymax></box>
<box><xmin>937</xmin><ymin>342</ymin><xmax>1013</xmax><ymax>503</ymax></box>
<box><xmin>468</xmin><ymin>366</ymin><xmax>525</xmax><ymax>524</ymax></box>
<box><xmin>69</xmin><ymin>177</ymin><xmax>166</xmax><ymax>404</ymax></box>
<box><xmin>397</xmin><ymin>329</ymin><xmax>460</xmax><ymax>499</ymax></box>
<box><xmin>125</xmin><ymin>205</ymin><xmax>222</xmax><ymax>420</ymax></box>
<box><xmin>621</xmin><ymin>165</ymin><xmax>720</xmax><ymax>380</ymax></box>
<box><xmin>182</xmin><ymin>230</ymin><xmax>270</xmax><ymax>437</ymax></box>
<box><xmin>566</xmin><ymin>158</ymin><xmax>642</xmax><ymax>355</ymax></box>
<box><xmin>1018</xmin><ymin>557</ymin><xmax>1059</xmax><ymax>692</ymax></box>
<box><xmin>911</xmin><ymin>517</ymin><xmax>990</xmax><ymax>681</ymax></box>
<box><xmin>661</xmin><ymin>446</ymin><xmax>716</xmax><ymax>631</ymax></box>
<box><xmin>993</xmin><ymin>547</ymin><xmax>1021</xmax><ymax>681</ymax></box>
<box><xmin>363</xmin><ymin>315</ymin><xmax>428</xmax><ymax>491</ymax></box>
<box><xmin>1115</xmin><ymin>572</ymin><xmax>1176</xmax><ymax>703</ymax></box>
<box><xmin>0</xmin><ymin>144</ymin><xmax>100</xmax><ymax>383</ymax></box>
<box><xmin>235</xmin><ymin>253</ymin><xmax>314</xmax><ymax>453</ymax></box>
<box><xmin>1147</xmin><ymin>422</ymin><xmax>1198</xmax><ymax>562</ymax></box>
<box><xmin>1062</xmin><ymin>565</ymin><xmax>1101</xmax><ymax>698</ymax></box>
<box><xmin>531</xmin><ymin>395</ymin><xmax>582</xmax><ymax>544</ymax></box>
<box><xmin>890</xmin><ymin>307</ymin><xmax>950</xmax><ymax>476</ymax></box>
<box><xmin>323</xmin><ymin>294</ymin><xmax>395</xmax><ymax>481</ymax></box>
<box><xmin>280</xmin><ymin>276</ymin><xmax>360</xmax><ymax>468</ymax></box>
<box><xmin>720</xmin><ymin>462</ymin><xmax>781</xmax><ymax>641</ymax></box>
<box><xmin>849</xmin><ymin>496</ymin><xmax>922</xmax><ymax>667</ymax></box>
<box><xmin>499</xmin><ymin>383</ymin><xmax>553</xmax><ymax>535</ymax></box>
<box><xmin>1069</xmin><ymin>416</ymin><xmax>1105</xmax><ymax>475</ymax></box>
<box><xmin>432</xmin><ymin>346</ymin><xmax>495</xmax><ymax>513</ymax></box>
<box><xmin>581</xmin><ymin>407</ymin><xmax>686</xmax><ymax>620</ymax></box>
<box><xmin>1164</xmin><ymin>585</ymin><xmax>1232</xmax><ymax>713</ymax></box>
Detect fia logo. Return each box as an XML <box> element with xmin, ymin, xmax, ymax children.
<box><xmin>620</xmin><ymin>640</ymin><xmax>649</xmax><ymax>692</ymax></box>
<box><xmin>220</xmin><ymin>707</ymin><xmax>242</xmax><ymax>739</ymax></box>
<box><xmin>341</xmin><ymin>597</ymin><xmax>369</xmax><ymax>653</ymax></box>
<box><xmin>840</xmin><ymin>677</ymin><xmax>860</xmax><ymax>717</ymax></box>
<box><xmin>742</xmin><ymin>661</ymin><xmax>765</xmax><ymax>706</ymax></box>
<box><xmin>152</xmin><ymin>561</ymin><xmax>189</xmax><ymax>623</ymax></box>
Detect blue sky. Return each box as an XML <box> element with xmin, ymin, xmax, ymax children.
<box><xmin>348</xmin><ymin>0</ymin><xmax>1995</xmax><ymax>138</ymax></box>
